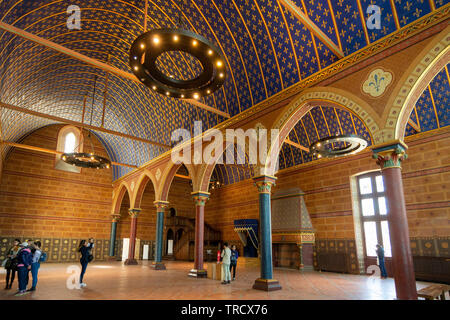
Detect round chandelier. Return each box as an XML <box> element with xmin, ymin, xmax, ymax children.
<box><xmin>61</xmin><ymin>75</ymin><xmax>111</xmax><ymax>170</ymax></box>
<box><xmin>129</xmin><ymin>0</ymin><xmax>226</xmax><ymax>99</ymax></box>
<box><xmin>309</xmin><ymin>134</ymin><xmax>367</xmax><ymax>159</ymax></box>
<box><xmin>61</xmin><ymin>153</ymin><xmax>111</xmax><ymax>169</ymax></box>
<box><xmin>129</xmin><ymin>28</ymin><xmax>226</xmax><ymax>99</ymax></box>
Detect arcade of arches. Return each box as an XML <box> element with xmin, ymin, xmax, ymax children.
<box><xmin>0</xmin><ymin>1</ymin><xmax>449</xmax><ymax>300</ymax></box>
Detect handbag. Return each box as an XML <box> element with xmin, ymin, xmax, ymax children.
<box><xmin>2</xmin><ymin>258</ymin><xmax>8</xmax><ymax>268</ymax></box>
<box><xmin>88</xmin><ymin>254</ymin><xmax>94</xmax><ymax>262</ymax></box>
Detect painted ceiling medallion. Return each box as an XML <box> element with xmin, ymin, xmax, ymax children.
<box><xmin>362</xmin><ymin>68</ymin><xmax>393</xmax><ymax>97</ymax></box>
<box><xmin>129</xmin><ymin>28</ymin><xmax>227</xmax><ymax>99</ymax></box>
<box><xmin>155</xmin><ymin>168</ymin><xmax>161</xmax><ymax>181</ymax></box>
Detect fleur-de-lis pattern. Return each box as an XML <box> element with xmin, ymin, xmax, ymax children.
<box><xmin>0</xmin><ymin>0</ymin><xmax>443</xmax><ymax>181</ymax></box>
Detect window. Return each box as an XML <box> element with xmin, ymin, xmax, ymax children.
<box><xmin>357</xmin><ymin>172</ymin><xmax>391</xmax><ymax>257</ymax></box>
<box><xmin>55</xmin><ymin>125</ymin><xmax>82</xmax><ymax>173</ymax></box>
<box><xmin>64</xmin><ymin>132</ymin><xmax>76</xmax><ymax>153</ymax></box>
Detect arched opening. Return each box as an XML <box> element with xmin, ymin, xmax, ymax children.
<box><xmin>55</xmin><ymin>125</ymin><xmax>83</xmax><ymax>173</ymax></box>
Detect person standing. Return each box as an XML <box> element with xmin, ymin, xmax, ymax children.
<box><xmin>15</xmin><ymin>242</ymin><xmax>33</xmax><ymax>296</ymax></box>
<box><xmin>376</xmin><ymin>244</ymin><xmax>388</xmax><ymax>279</ymax></box>
<box><xmin>28</xmin><ymin>241</ymin><xmax>42</xmax><ymax>292</ymax></box>
<box><xmin>221</xmin><ymin>242</ymin><xmax>231</xmax><ymax>285</ymax></box>
<box><xmin>229</xmin><ymin>245</ymin><xmax>239</xmax><ymax>281</ymax></box>
<box><xmin>3</xmin><ymin>239</ymin><xmax>21</xmax><ymax>289</ymax></box>
<box><xmin>78</xmin><ymin>239</ymin><xmax>94</xmax><ymax>288</ymax></box>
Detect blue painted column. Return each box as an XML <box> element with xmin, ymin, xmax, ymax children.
<box><xmin>252</xmin><ymin>175</ymin><xmax>281</xmax><ymax>291</ymax></box>
<box><xmin>108</xmin><ymin>214</ymin><xmax>120</xmax><ymax>259</ymax></box>
<box><xmin>152</xmin><ymin>201</ymin><xmax>169</xmax><ymax>270</ymax></box>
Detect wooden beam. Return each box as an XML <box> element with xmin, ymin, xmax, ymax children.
<box><xmin>284</xmin><ymin>138</ymin><xmax>310</xmax><ymax>152</ymax></box>
<box><xmin>0</xmin><ymin>101</ymin><xmax>170</xmax><ymax>149</ymax></box>
<box><xmin>0</xmin><ymin>21</ymin><xmax>226</xmax><ymax>118</ymax></box>
<box><xmin>408</xmin><ymin>119</ymin><xmax>421</xmax><ymax>132</ymax></box>
<box><xmin>186</xmin><ymin>99</ymin><xmax>230</xmax><ymax>118</ymax></box>
<box><xmin>0</xmin><ymin>141</ymin><xmax>137</xmax><ymax>168</ymax></box>
<box><xmin>174</xmin><ymin>173</ymin><xmax>190</xmax><ymax>180</ymax></box>
<box><xmin>279</xmin><ymin>0</ymin><xmax>344</xmax><ymax>58</ymax></box>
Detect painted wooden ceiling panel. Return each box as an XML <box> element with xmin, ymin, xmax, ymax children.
<box><xmin>0</xmin><ymin>0</ymin><xmax>447</xmax><ymax>181</ymax></box>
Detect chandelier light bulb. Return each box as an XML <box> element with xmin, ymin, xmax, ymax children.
<box><xmin>153</xmin><ymin>36</ymin><xmax>160</xmax><ymax>44</ymax></box>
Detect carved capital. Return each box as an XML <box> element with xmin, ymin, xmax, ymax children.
<box><xmin>372</xmin><ymin>140</ymin><xmax>408</xmax><ymax>170</ymax></box>
<box><xmin>191</xmin><ymin>191</ymin><xmax>210</xmax><ymax>206</ymax></box>
<box><xmin>111</xmin><ymin>214</ymin><xmax>121</xmax><ymax>223</ymax></box>
<box><xmin>154</xmin><ymin>200</ymin><xmax>169</xmax><ymax>211</ymax></box>
<box><xmin>128</xmin><ymin>208</ymin><xmax>141</xmax><ymax>218</ymax></box>
<box><xmin>253</xmin><ymin>175</ymin><xmax>277</xmax><ymax>194</ymax></box>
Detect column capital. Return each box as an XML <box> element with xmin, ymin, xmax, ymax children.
<box><xmin>191</xmin><ymin>191</ymin><xmax>210</xmax><ymax>206</ymax></box>
<box><xmin>153</xmin><ymin>200</ymin><xmax>169</xmax><ymax>210</ymax></box>
<box><xmin>372</xmin><ymin>140</ymin><xmax>408</xmax><ymax>170</ymax></box>
<box><xmin>110</xmin><ymin>214</ymin><xmax>121</xmax><ymax>222</ymax></box>
<box><xmin>253</xmin><ymin>175</ymin><xmax>277</xmax><ymax>194</ymax></box>
<box><xmin>128</xmin><ymin>208</ymin><xmax>141</xmax><ymax>217</ymax></box>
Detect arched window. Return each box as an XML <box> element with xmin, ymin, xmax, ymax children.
<box><xmin>64</xmin><ymin>132</ymin><xmax>76</xmax><ymax>153</ymax></box>
<box><xmin>55</xmin><ymin>125</ymin><xmax>82</xmax><ymax>173</ymax></box>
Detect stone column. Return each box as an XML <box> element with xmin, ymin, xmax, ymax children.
<box><xmin>107</xmin><ymin>214</ymin><xmax>120</xmax><ymax>260</ymax></box>
<box><xmin>252</xmin><ymin>175</ymin><xmax>281</xmax><ymax>291</ymax></box>
<box><xmin>188</xmin><ymin>191</ymin><xmax>210</xmax><ymax>278</ymax></box>
<box><xmin>124</xmin><ymin>208</ymin><xmax>141</xmax><ymax>265</ymax></box>
<box><xmin>152</xmin><ymin>200</ymin><xmax>169</xmax><ymax>270</ymax></box>
<box><xmin>372</xmin><ymin>141</ymin><xmax>417</xmax><ymax>300</ymax></box>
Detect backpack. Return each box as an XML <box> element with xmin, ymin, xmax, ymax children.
<box><xmin>39</xmin><ymin>252</ymin><xmax>47</xmax><ymax>262</ymax></box>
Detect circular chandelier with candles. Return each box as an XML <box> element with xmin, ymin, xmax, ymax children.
<box><xmin>309</xmin><ymin>134</ymin><xmax>367</xmax><ymax>159</ymax></box>
<box><xmin>129</xmin><ymin>0</ymin><xmax>226</xmax><ymax>99</ymax></box>
<box><xmin>61</xmin><ymin>75</ymin><xmax>111</xmax><ymax>170</ymax></box>
<box><xmin>129</xmin><ymin>28</ymin><xmax>226</xmax><ymax>99</ymax></box>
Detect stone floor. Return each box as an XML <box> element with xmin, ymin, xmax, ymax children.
<box><xmin>0</xmin><ymin>260</ymin><xmax>441</xmax><ymax>300</ymax></box>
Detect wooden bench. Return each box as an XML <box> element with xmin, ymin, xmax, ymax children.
<box><xmin>417</xmin><ymin>284</ymin><xmax>450</xmax><ymax>300</ymax></box>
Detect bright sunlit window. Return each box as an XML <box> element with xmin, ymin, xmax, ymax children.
<box><xmin>64</xmin><ymin>132</ymin><xmax>76</xmax><ymax>153</ymax></box>
<box><xmin>357</xmin><ymin>172</ymin><xmax>391</xmax><ymax>257</ymax></box>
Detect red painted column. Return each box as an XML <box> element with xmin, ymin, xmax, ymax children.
<box><xmin>124</xmin><ymin>208</ymin><xmax>140</xmax><ymax>265</ymax></box>
<box><xmin>188</xmin><ymin>191</ymin><xmax>209</xmax><ymax>278</ymax></box>
<box><xmin>373</xmin><ymin>142</ymin><xmax>417</xmax><ymax>300</ymax></box>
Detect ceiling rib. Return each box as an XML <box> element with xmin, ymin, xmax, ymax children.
<box><xmin>408</xmin><ymin>119</ymin><xmax>421</xmax><ymax>132</ymax></box>
<box><xmin>0</xmin><ymin>21</ymin><xmax>228</xmax><ymax>118</ymax></box>
<box><xmin>1</xmin><ymin>141</ymin><xmax>137</xmax><ymax>168</ymax></box>
<box><xmin>284</xmin><ymin>138</ymin><xmax>310</xmax><ymax>152</ymax></box>
<box><xmin>279</xmin><ymin>0</ymin><xmax>344</xmax><ymax>59</ymax></box>
<box><xmin>0</xmin><ymin>102</ymin><xmax>170</xmax><ymax>149</ymax></box>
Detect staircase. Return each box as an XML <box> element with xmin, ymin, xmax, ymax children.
<box><xmin>165</xmin><ymin>215</ymin><xmax>221</xmax><ymax>261</ymax></box>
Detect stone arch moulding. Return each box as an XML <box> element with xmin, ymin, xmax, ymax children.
<box><xmin>383</xmin><ymin>26</ymin><xmax>450</xmax><ymax>141</ymax></box>
<box><xmin>264</xmin><ymin>87</ymin><xmax>379</xmax><ymax>176</ymax></box>
<box><xmin>132</xmin><ymin>170</ymin><xmax>158</xmax><ymax>209</ymax></box>
<box><xmin>112</xmin><ymin>181</ymin><xmax>131</xmax><ymax>215</ymax></box>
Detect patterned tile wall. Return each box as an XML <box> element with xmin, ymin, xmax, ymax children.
<box><xmin>0</xmin><ymin>236</ymin><xmax>155</xmax><ymax>263</ymax></box>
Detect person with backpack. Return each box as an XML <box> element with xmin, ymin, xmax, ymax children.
<box><xmin>15</xmin><ymin>242</ymin><xmax>33</xmax><ymax>296</ymax></box>
<box><xmin>28</xmin><ymin>241</ymin><xmax>42</xmax><ymax>292</ymax></box>
<box><xmin>3</xmin><ymin>239</ymin><xmax>21</xmax><ymax>290</ymax></box>
<box><xmin>229</xmin><ymin>245</ymin><xmax>239</xmax><ymax>281</ymax></box>
<box><xmin>78</xmin><ymin>239</ymin><xmax>94</xmax><ymax>288</ymax></box>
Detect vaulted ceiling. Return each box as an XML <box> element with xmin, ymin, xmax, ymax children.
<box><xmin>0</xmin><ymin>0</ymin><xmax>448</xmax><ymax>181</ymax></box>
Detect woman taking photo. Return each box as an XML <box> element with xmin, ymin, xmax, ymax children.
<box><xmin>78</xmin><ymin>239</ymin><xmax>94</xmax><ymax>288</ymax></box>
<box><xmin>3</xmin><ymin>239</ymin><xmax>21</xmax><ymax>289</ymax></box>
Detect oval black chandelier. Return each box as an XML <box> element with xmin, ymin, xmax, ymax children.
<box><xmin>129</xmin><ymin>1</ymin><xmax>226</xmax><ymax>99</ymax></box>
<box><xmin>309</xmin><ymin>134</ymin><xmax>368</xmax><ymax>159</ymax></box>
<box><xmin>61</xmin><ymin>75</ymin><xmax>111</xmax><ymax>170</ymax></box>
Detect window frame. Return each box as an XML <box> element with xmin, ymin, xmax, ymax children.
<box><xmin>357</xmin><ymin>171</ymin><xmax>391</xmax><ymax>258</ymax></box>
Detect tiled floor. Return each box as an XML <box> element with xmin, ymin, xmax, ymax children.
<box><xmin>0</xmin><ymin>260</ymin><xmax>440</xmax><ymax>300</ymax></box>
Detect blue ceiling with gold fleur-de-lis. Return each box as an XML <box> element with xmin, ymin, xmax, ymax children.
<box><xmin>405</xmin><ymin>64</ymin><xmax>450</xmax><ymax>137</ymax></box>
<box><xmin>0</xmin><ymin>0</ymin><xmax>447</xmax><ymax>181</ymax></box>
